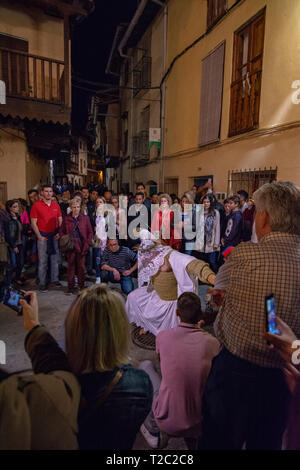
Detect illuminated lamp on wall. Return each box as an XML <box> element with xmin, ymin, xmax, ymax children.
<box><xmin>98</xmin><ymin>170</ymin><xmax>103</xmax><ymax>184</ymax></box>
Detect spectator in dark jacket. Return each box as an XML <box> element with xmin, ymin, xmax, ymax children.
<box><xmin>64</xmin><ymin>284</ymin><xmax>153</xmax><ymax>450</ymax></box>
<box><xmin>59</xmin><ymin>199</ymin><xmax>93</xmax><ymax>294</ymax></box>
<box><xmin>220</xmin><ymin>198</ymin><xmax>231</xmax><ymax>239</ymax></box>
<box><xmin>221</xmin><ymin>196</ymin><xmax>243</xmax><ymax>248</ymax></box>
<box><xmin>4</xmin><ymin>199</ymin><xmax>24</xmax><ymax>286</ymax></box>
<box><xmin>59</xmin><ymin>190</ymin><xmax>71</xmax><ymax>217</ymax></box>
<box><xmin>242</xmin><ymin>198</ymin><xmax>255</xmax><ymax>241</ymax></box>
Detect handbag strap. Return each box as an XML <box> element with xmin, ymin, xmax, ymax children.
<box><xmin>79</xmin><ymin>369</ymin><xmax>123</xmax><ymax>424</ymax></box>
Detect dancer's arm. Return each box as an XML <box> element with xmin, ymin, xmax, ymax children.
<box><xmin>186</xmin><ymin>259</ymin><xmax>215</xmax><ymax>285</ymax></box>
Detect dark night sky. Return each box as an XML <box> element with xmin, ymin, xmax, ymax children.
<box><xmin>72</xmin><ymin>0</ymin><xmax>139</xmax><ymax>131</ymax></box>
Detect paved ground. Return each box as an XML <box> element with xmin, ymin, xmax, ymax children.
<box><xmin>0</xmin><ymin>273</ymin><xmax>211</xmax><ymax>451</ymax></box>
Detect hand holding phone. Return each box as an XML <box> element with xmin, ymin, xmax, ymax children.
<box><xmin>19</xmin><ymin>291</ymin><xmax>40</xmax><ymax>331</ymax></box>
<box><xmin>263</xmin><ymin>316</ymin><xmax>298</xmax><ymax>364</ymax></box>
<box><xmin>265</xmin><ymin>294</ymin><xmax>280</xmax><ymax>335</ymax></box>
<box><xmin>0</xmin><ymin>286</ymin><xmax>31</xmax><ymax>315</ymax></box>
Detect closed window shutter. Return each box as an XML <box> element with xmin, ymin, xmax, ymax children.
<box><xmin>229</xmin><ymin>9</ymin><xmax>265</xmax><ymax>136</ymax></box>
<box><xmin>207</xmin><ymin>0</ymin><xmax>227</xmax><ymax>29</ymax></box>
<box><xmin>199</xmin><ymin>41</ymin><xmax>225</xmax><ymax>146</ymax></box>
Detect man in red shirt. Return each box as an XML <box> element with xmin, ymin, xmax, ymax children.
<box><xmin>31</xmin><ymin>184</ymin><xmax>62</xmax><ymax>292</ymax></box>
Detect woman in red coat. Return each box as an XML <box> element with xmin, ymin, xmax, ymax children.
<box><xmin>151</xmin><ymin>193</ymin><xmax>181</xmax><ymax>251</ymax></box>
<box><xmin>59</xmin><ymin>199</ymin><xmax>93</xmax><ymax>294</ymax></box>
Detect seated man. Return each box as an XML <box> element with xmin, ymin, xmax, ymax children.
<box><xmin>139</xmin><ymin>292</ymin><xmax>220</xmax><ymax>448</ymax></box>
<box><xmin>100</xmin><ymin>238</ymin><xmax>137</xmax><ymax>294</ymax></box>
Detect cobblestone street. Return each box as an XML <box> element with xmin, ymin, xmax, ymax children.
<box><xmin>0</xmin><ymin>277</ymin><xmax>209</xmax><ymax>450</ymax></box>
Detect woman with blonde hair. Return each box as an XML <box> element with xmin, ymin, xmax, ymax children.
<box><xmin>65</xmin><ymin>284</ymin><xmax>153</xmax><ymax>449</ymax></box>
<box><xmin>151</xmin><ymin>193</ymin><xmax>181</xmax><ymax>250</ymax></box>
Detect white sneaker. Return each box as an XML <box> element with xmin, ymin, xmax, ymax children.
<box><xmin>140</xmin><ymin>424</ymin><xmax>168</xmax><ymax>449</ymax></box>
<box><xmin>95</xmin><ymin>277</ymin><xmax>101</xmax><ymax>285</ymax></box>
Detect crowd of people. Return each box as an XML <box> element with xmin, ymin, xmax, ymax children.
<box><xmin>0</xmin><ymin>179</ymin><xmax>299</xmax><ymax>451</ymax></box>
<box><xmin>0</xmin><ymin>180</ymin><xmax>257</xmax><ymax>294</ymax></box>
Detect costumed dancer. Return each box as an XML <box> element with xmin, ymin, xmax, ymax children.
<box><xmin>126</xmin><ymin>231</ymin><xmax>215</xmax><ymax>336</ymax></box>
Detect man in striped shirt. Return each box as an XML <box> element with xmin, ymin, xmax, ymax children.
<box><xmin>100</xmin><ymin>238</ymin><xmax>137</xmax><ymax>294</ymax></box>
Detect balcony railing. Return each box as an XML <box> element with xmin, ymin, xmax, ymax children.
<box><xmin>133</xmin><ymin>56</ymin><xmax>151</xmax><ymax>96</ymax></box>
<box><xmin>0</xmin><ymin>47</ymin><xmax>66</xmax><ymax>105</ymax></box>
<box><xmin>132</xmin><ymin>130</ymin><xmax>150</xmax><ymax>165</ymax></box>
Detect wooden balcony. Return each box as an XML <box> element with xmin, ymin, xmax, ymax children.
<box><xmin>0</xmin><ymin>47</ymin><xmax>70</xmax><ymax>125</ymax></box>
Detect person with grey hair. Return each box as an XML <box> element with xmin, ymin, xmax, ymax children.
<box><xmin>199</xmin><ymin>181</ymin><xmax>300</xmax><ymax>451</ymax></box>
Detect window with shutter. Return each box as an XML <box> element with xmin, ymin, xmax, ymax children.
<box><xmin>229</xmin><ymin>9</ymin><xmax>265</xmax><ymax>137</ymax></box>
<box><xmin>207</xmin><ymin>0</ymin><xmax>227</xmax><ymax>30</ymax></box>
<box><xmin>228</xmin><ymin>167</ymin><xmax>277</xmax><ymax>196</ymax></box>
<box><xmin>199</xmin><ymin>41</ymin><xmax>225</xmax><ymax>146</ymax></box>
<box><xmin>0</xmin><ymin>33</ymin><xmax>28</xmax><ymax>96</ymax></box>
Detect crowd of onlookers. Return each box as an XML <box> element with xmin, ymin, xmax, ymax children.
<box><xmin>0</xmin><ymin>179</ymin><xmax>299</xmax><ymax>451</ymax></box>
<box><xmin>0</xmin><ymin>179</ymin><xmax>257</xmax><ymax>293</ymax></box>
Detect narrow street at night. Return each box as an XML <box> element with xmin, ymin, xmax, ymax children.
<box><xmin>0</xmin><ymin>0</ymin><xmax>300</xmax><ymax>457</ymax></box>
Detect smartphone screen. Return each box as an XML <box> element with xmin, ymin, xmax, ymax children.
<box><xmin>265</xmin><ymin>294</ymin><xmax>279</xmax><ymax>335</ymax></box>
<box><xmin>1</xmin><ymin>287</ymin><xmax>24</xmax><ymax>314</ymax></box>
<box><xmin>7</xmin><ymin>291</ymin><xmax>20</xmax><ymax>308</ymax></box>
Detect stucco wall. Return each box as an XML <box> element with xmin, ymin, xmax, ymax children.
<box><xmin>0</xmin><ymin>128</ymin><xmax>49</xmax><ymax>199</ymax></box>
<box><xmin>0</xmin><ymin>129</ymin><xmax>27</xmax><ymax>199</ymax></box>
<box><xmin>163</xmin><ymin>0</ymin><xmax>300</xmax><ymax>193</ymax></box>
<box><xmin>0</xmin><ymin>1</ymin><xmax>64</xmax><ymax>60</ymax></box>
<box><xmin>25</xmin><ymin>151</ymin><xmax>49</xmax><ymax>191</ymax></box>
<box><xmin>165</xmin><ymin>126</ymin><xmax>300</xmax><ymax>197</ymax></box>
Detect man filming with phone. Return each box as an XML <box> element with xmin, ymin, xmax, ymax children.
<box><xmin>199</xmin><ymin>181</ymin><xmax>300</xmax><ymax>450</ymax></box>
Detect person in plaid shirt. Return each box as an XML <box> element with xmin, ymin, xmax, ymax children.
<box><xmin>199</xmin><ymin>181</ymin><xmax>300</xmax><ymax>450</ymax></box>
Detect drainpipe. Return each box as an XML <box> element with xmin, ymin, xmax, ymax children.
<box><xmin>117</xmin><ymin>0</ymin><xmax>166</xmax><ymax>192</ymax></box>
<box><xmin>154</xmin><ymin>0</ymin><xmax>168</xmax><ymax>192</ymax></box>
<box><xmin>118</xmin><ymin>0</ymin><xmax>148</xmax><ymax>192</ymax></box>
<box><xmin>106</xmin><ymin>24</ymin><xmax>125</xmax><ymax>77</ymax></box>
<box><xmin>117</xmin><ymin>0</ymin><xmax>149</xmax><ymax>60</ymax></box>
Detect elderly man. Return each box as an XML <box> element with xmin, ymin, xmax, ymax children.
<box><xmin>100</xmin><ymin>238</ymin><xmax>137</xmax><ymax>294</ymax></box>
<box><xmin>199</xmin><ymin>181</ymin><xmax>300</xmax><ymax>450</ymax></box>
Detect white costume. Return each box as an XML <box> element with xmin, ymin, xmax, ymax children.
<box><xmin>126</xmin><ymin>234</ymin><xmax>213</xmax><ymax>336</ymax></box>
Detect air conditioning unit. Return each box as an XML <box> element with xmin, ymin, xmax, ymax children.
<box><xmin>215</xmin><ymin>192</ymin><xmax>227</xmax><ymax>202</ymax></box>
